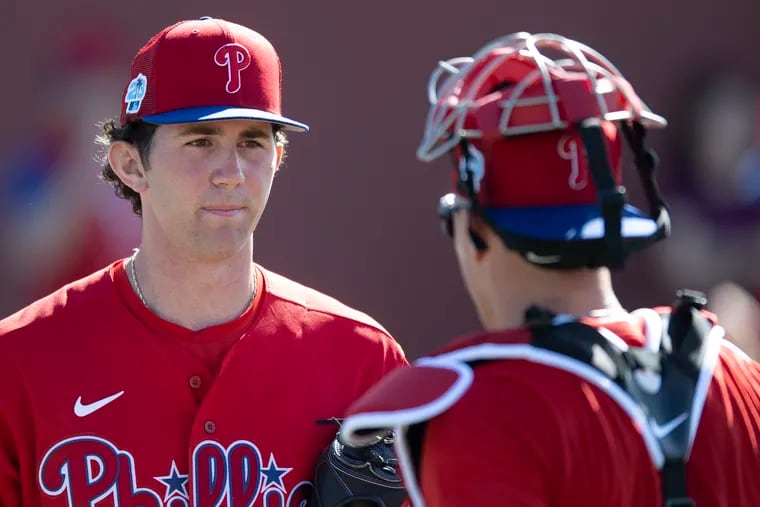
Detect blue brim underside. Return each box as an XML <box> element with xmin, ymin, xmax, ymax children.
<box><xmin>142</xmin><ymin>106</ymin><xmax>309</xmax><ymax>132</ymax></box>
<box><xmin>481</xmin><ymin>204</ymin><xmax>658</xmax><ymax>240</ymax></box>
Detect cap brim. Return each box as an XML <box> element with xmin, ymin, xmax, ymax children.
<box><xmin>480</xmin><ymin>203</ymin><xmax>658</xmax><ymax>240</ymax></box>
<box><xmin>142</xmin><ymin>106</ymin><xmax>309</xmax><ymax>132</ymax></box>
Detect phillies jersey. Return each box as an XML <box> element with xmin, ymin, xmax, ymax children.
<box><xmin>342</xmin><ymin>313</ymin><xmax>760</xmax><ymax>506</ymax></box>
<box><xmin>0</xmin><ymin>259</ymin><xmax>407</xmax><ymax>507</ymax></box>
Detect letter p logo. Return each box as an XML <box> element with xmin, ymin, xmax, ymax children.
<box><xmin>214</xmin><ymin>43</ymin><xmax>252</xmax><ymax>94</ymax></box>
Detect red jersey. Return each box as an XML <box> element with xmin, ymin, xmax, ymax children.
<box><xmin>0</xmin><ymin>259</ymin><xmax>407</xmax><ymax>507</ymax></box>
<box><xmin>342</xmin><ymin>312</ymin><xmax>760</xmax><ymax>506</ymax></box>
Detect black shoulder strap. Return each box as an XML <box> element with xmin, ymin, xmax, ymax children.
<box><xmin>646</xmin><ymin>290</ymin><xmax>711</xmax><ymax>507</ymax></box>
<box><xmin>525</xmin><ymin>290</ymin><xmax>713</xmax><ymax>507</ymax></box>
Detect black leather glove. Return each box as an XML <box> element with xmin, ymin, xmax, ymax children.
<box><xmin>311</xmin><ymin>430</ymin><xmax>407</xmax><ymax>507</ymax></box>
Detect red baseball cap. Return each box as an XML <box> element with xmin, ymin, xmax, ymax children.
<box><xmin>119</xmin><ymin>17</ymin><xmax>308</xmax><ymax>132</ymax></box>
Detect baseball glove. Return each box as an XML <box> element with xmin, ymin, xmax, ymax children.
<box><xmin>311</xmin><ymin>428</ymin><xmax>407</xmax><ymax>507</ymax></box>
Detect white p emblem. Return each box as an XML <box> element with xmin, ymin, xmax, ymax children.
<box><xmin>214</xmin><ymin>43</ymin><xmax>252</xmax><ymax>94</ymax></box>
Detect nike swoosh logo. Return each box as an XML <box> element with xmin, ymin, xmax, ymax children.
<box><xmin>74</xmin><ymin>391</ymin><xmax>125</xmax><ymax>417</ymax></box>
<box><xmin>650</xmin><ymin>412</ymin><xmax>688</xmax><ymax>439</ymax></box>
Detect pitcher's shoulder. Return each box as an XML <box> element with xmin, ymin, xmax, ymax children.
<box><xmin>0</xmin><ymin>263</ymin><xmax>117</xmax><ymax>348</ymax></box>
<box><xmin>259</xmin><ymin>266</ymin><xmax>392</xmax><ymax>336</ymax></box>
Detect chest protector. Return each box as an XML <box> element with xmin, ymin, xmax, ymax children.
<box><xmin>525</xmin><ymin>290</ymin><xmax>712</xmax><ymax>507</ymax></box>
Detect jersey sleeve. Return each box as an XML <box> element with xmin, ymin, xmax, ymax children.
<box><xmin>351</xmin><ymin>323</ymin><xmax>408</xmax><ymax>396</ymax></box>
<box><xmin>346</xmin><ymin>324</ymin><xmax>409</xmax><ymax>388</ymax></box>
<box><xmin>379</xmin><ymin>330</ymin><xmax>408</xmax><ymax>372</ymax></box>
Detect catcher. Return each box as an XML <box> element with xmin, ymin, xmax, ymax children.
<box><xmin>338</xmin><ymin>32</ymin><xmax>760</xmax><ymax>506</ymax></box>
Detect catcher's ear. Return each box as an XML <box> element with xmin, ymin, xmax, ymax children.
<box><xmin>108</xmin><ymin>141</ymin><xmax>148</xmax><ymax>192</ymax></box>
<box><xmin>452</xmin><ymin>211</ymin><xmax>489</xmax><ymax>261</ymax></box>
<box><xmin>468</xmin><ymin>214</ymin><xmax>492</xmax><ymax>259</ymax></box>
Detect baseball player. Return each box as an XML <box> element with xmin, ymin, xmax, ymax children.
<box><xmin>339</xmin><ymin>33</ymin><xmax>760</xmax><ymax>506</ymax></box>
<box><xmin>0</xmin><ymin>17</ymin><xmax>407</xmax><ymax>506</ymax></box>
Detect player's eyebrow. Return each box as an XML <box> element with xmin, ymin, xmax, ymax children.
<box><xmin>177</xmin><ymin>125</ymin><xmax>221</xmax><ymax>136</ymax></box>
<box><xmin>238</xmin><ymin>126</ymin><xmax>271</xmax><ymax>139</ymax></box>
<box><xmin>176</xmin><ymin>124</ymin><xmax>271</xmax><ymax>139</ymax></box>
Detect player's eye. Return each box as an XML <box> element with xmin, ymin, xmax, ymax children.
<box><xmin>240</xmin><ymin>138</ymin><xmax>264</xmax><ymax>148</ymax></box>
<box><xmin>186</xmin><ymin>138</ymin><xmax>212</xmax><ymax>147</ymax></box>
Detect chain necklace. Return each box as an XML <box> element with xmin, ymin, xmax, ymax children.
<box><xmin>127</xmin><ymin>250</ymin><xmax>149</xmax><ymax>308</ymax></box>
<box><xmin>126</xmin><ymin>249</ymin><xmax>257</xmax><ymax>311</ymax></box>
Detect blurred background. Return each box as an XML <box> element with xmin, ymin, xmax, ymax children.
<box><xmin>1</xmin><ymin>0</ymin><xmax>758</xmax><ymax>360</ymax></box>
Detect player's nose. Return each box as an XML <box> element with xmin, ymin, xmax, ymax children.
<box><xmin>211</xmin><ymin>148</ymin><xmax>246</xmax><ymax>187</ymax></box>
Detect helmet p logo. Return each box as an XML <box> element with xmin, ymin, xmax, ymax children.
<box><xmin>214</xmin><ymin>43</ymin><xmax>252</xmax><ymax>94</ymax></box>
<box><xmin>557</xmin><ymin>134</ymin><xmax>587</xmax><ymax>190</ymax></box>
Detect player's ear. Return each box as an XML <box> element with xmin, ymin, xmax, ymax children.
<box><xmin>108</xmin><ymin>141</ymin><xmax>148</xmax><ymax>192</ymax></box>
<box><xmin>453</xmin><ymin>211</ymin><xmax>487</xmax><ymax>262</ymax></box>
<box><xmin>468</xmin><ymin>214</ymin><xmax>495</xmax><ymax>261</ymax></box>
<box><xmin>274</xmin><ymin>142</ymin><xmax>284</xmax><ymax>173</ymax></box>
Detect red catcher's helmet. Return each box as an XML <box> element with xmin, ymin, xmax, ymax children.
<box><xmin>419</xmin><ymin>32</ymin><xmax>670</xmax><ymax>269</ymax></box>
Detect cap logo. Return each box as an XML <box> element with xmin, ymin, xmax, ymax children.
<box><xmin>557</xmin><ymin>135</ymin><xmax>587</xmax><ymax>190</ymax></box>
<box><xmin>124</xmin><ymin>73</ymin><xmax>147</xmax><ymax>114</ymax></box>
<box><xmin>214</xmin><ymin>43</ymin><xmax>252</xmax><ymax>94</ymax></box>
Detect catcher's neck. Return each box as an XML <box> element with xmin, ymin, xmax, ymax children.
<box><xmin>474</xmin><ymin>253</ymin><xmax>625</xmax><ymax>331</ymax></box>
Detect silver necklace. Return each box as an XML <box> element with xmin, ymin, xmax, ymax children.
<box><xmin>126</xmin><ymin>250</ymin><xmax>257</xmax><ymax>311</ymax></box>
<box><xmin>128</xmin><ymin>250</ymin><xmax>149</xmax><ymax>308</ymax></box>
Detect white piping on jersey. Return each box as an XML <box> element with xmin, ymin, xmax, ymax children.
<box><xmin>391</xmin><ymin>422</ymin><xmax>425</xmax><ymax>507</ymax></box>
<box><xmin>687</xmin><ymin>323</ymin><xmax>724</xmax><ymax>457</ymax></box>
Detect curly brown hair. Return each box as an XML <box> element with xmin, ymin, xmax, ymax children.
<box><xmin>97</xmin><ymin>120</ymin><xmax>288</xmax><ymax>216</ymax></box>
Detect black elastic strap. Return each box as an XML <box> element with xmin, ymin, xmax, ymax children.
<box><xmin>527</xmin><ymin>309</ymin><xmax>629</xmax><ymax>387</ymax></box>
<box><xmin>455</xmin><ymin>140</ymin><xmax>488</xmax><ymax>251</ymax></box>
<box><xmin>621</xmin><ymin>120</ymin><xmax>671</xmax><ymax>237</ymax></box>
<box><xmin>577</xmin><ymin>118</ymin><xmax>626</xmax><ymax>269</ymax></box>
<box><xmin>661</xmin><ymin>458</ymin><xmax>696</xmax><ymax>507</ymax></box>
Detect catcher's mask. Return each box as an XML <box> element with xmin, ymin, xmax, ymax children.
<box><xmin>420</xmin><ymin>32</ymin><xmax>670</xmax><ymax>269</ymax></box>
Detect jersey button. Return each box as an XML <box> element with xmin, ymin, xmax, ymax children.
<box><xmin>204</xmin><ymin>420</ymin><xmax>216</xmax><ymax>434</ymax></box>
<box><xmin>189</xmin><ymin>376</ymin><xmax>202</xmax><ymax>389</ymax></box>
